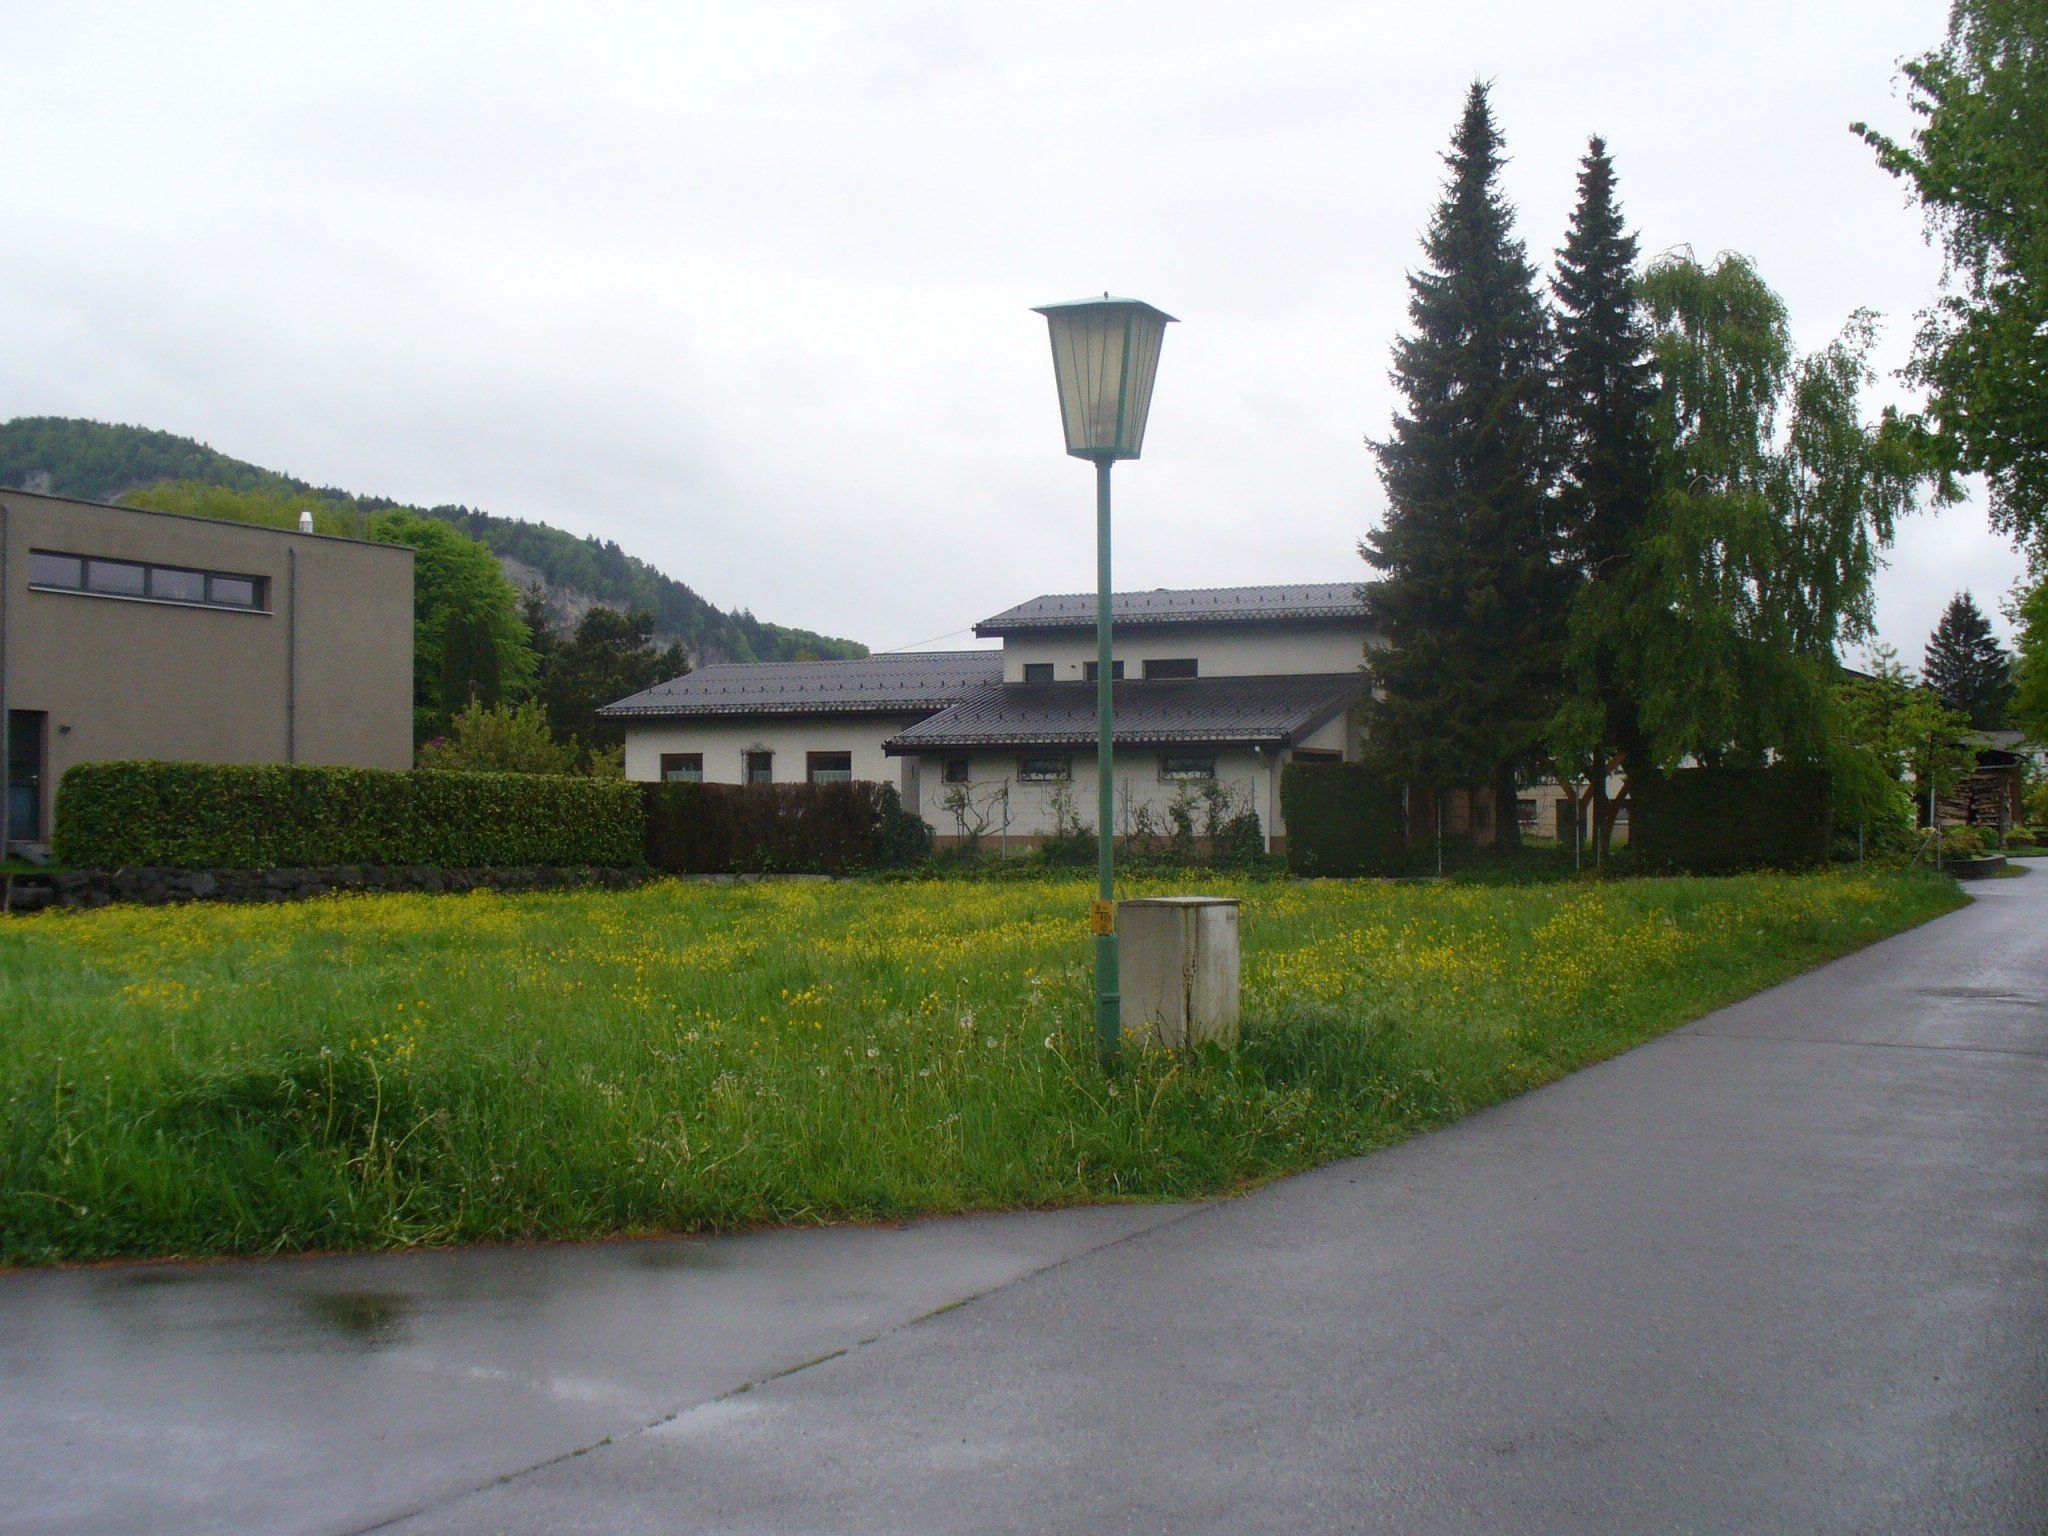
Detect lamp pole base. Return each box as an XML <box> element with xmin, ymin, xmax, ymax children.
<box><xmin>1095</xmin><ymin>931</ymin><xmax>1121</xmax><ymax>1066</ymax></box>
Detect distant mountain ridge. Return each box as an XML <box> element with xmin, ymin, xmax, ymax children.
<box><xmin>0</xmin><ymin>416</ymin><xmax>866</xmax><ymax>664</ymax></box>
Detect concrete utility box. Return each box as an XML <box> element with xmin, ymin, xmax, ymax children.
<box><xmin>1118</xmin><ymin>897</ymin><xmax>1241</xmax><ymax>1049</ymax></box>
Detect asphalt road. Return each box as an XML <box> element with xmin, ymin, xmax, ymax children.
<box><xmin>7</xmin><ymin>869</ymin><xmax>2045</xmax><ymax>1534</ymax></box>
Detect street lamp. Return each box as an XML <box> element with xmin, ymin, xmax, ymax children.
<box><xmin>1033</xmin><ymin>294</ymin><xmax>1175</xmax><ymax>1063</ymax></box>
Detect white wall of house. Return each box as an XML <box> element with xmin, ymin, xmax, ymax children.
<box><xmin>913</xmin><ymin>745</ymin><xmax>1279</xmax><ymax>846</ymax></box>
<box><xmin>999</xmin><ymin>622</ymin><xmax>1366</xmax><ymax>681</ymax></box>
<box><xmin>622</xmin><ymin>715</ymin><xmax>924</xmax><ymax>792</ymax></box>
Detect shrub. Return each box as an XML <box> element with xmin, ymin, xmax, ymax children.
<box><xmin>53</xmin><ymin>761</ymin><xmax>643</xmax><ymax>868</ymax></box>
<box><xmin>643</xmin><ymin>781</ymin><xmax>929</xmax><ymax>875</ymax></box>
<box><xmin>1630</xmin><ymin>764</ymin><xmax>1833</xmax><ymax>874</ymax></box>
<box><xmin>1936</xmin><ymin>824</ymin><xmax>1988</xmax><ymax>860</ymax></box>
<box><xmin>1210</xmin><ymin>806</ymin><xmax>1267</xmax><ymax>869</ymax></box>
<box><xmin>416</xmin><ymin>701</ymin><xmax>580</xmax><ymax>775</ymax></box>
<box><xmin>1279</xmin><ymin>762</ymin><xmax>1407</xmax><ymax>877</ymax></box>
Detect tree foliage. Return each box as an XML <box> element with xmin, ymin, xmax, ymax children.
<box><xmin>1362</xmin><ymin>82</ymin><xmax>1562</xmax><ymax>834</ymax></box>
<box><xmin>368</xmin><ymin>510</ymin><xmax>537</xmax><ymax>741</ymax></box>
<box><xmin>1921</xmin><ymin>590</ymin><xmax>2013</xmax><ymax>727</ymax></box>
<box><xmin>2008</xmin><ymin>577</ymin><xmax>2048</xmax><ymax>743</ymax></box>
<box><xmin>1855</xmin><ymin>1</ymin><xmax>2048</xmax><ymax>554</ymax></box>
<box><xmin>527</xmin><ymin>600</ymin><xmax>688</xmax><ymax>755</ymax></box>
<box><xmin>417</xmin><ymin>701</ymin><xmax>582</xmax><ymax>776</ymax></box>
<box><xmin>1582</xmin><ymin>253</ymin><xmax>1921</xmax><ymax>769</ymax></box>
<box><xmin>1547</xmin><ymin>136</ymin><xmax>1659</xmax><ymax>855</ymax></box>
<box><xmin>1828</xmin><ymin>645</ymin><xmax>1974</xmax><ymax>840</ymax></box>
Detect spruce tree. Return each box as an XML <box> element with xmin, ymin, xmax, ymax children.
<box><xmin>1549</xmin><ymin>136</ymin><xmax>1658</xmax><ymax>857</ymax></box>
<box><xmin>1363</xmin><ymin>82</ymin><xmax>1560</xmax><ymax>845</ymax></box>
<box><xmin>1922</xmin><ymin>591</ymin><xmax>2012</xmax><ymax>728</ymax></box>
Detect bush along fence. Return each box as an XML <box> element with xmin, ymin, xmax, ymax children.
<box><xmin>1629</xmin><ymin>764</ymin><xmax>1834</xmax><ymax>874</ymax></box>
<box><xmin>26</xmin><ymin>762</ymin><xmax>933</xmax><ymax>909</ymax></box>
<box><xmin>54</xmin><ymin>761</ymin><xmax>646</xmax><ymax>869</ymax></box>
<box><xmin>643</xmin><ymin>781</ymin><xmax>931</xmax><ymax>875</ymax></box>
<box><xmin>1279</xmin><ymin>761</ymin><xmax>1409</xmax><ymax>877</ymax></box>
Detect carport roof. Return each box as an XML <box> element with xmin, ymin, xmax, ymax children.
<box><xmin>883</xmin><ymin>672</ymin><xmax>1363</xmax><ymax>752</ymax></box>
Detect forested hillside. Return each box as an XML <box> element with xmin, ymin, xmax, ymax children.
<box><xmin>0</xmin><ymin>416</ymin><xmax>864</xmax><ymax>663</ymax></box>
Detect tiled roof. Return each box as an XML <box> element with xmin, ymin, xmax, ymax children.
<box><xmin>883</xmin><ymin>673</ymin><xmax>1363</xmax><ymax>751</ymax></box>
<box><xmin>975</xmin><ymin>582</ymin><xmax>1364</xmax><ymax>635</ymax></box>
<box><xmin>597</xmin><ymin>650</ymin><xmax>1002</xmax><ymax>718</ymax></box>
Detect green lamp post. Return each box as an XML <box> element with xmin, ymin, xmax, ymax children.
<box><xmin>1032</xmin><ymin>294</ymin><xmax>1175</xmax><ymax>1063</ymax></box>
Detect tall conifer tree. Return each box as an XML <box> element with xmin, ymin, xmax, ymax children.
<box><xmin>1549</xmin><ymin>136</ymin><xmax>1658</xmax><ymax>856</ymax></box>
<box><xmin>1922</xmin><ymin>590</ymin><xmax>2012</xmax><ymax>728</ymax></box>
<box><xmin>1363</xmin><ymin>82</ymin><xmax>1559</xmax><ymax>845</ymax></box>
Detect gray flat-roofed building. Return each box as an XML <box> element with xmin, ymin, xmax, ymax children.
<box><xmin>1</xmin><ymin>489</ymin><xmax>414</xmax><ymax>852</ymax></box>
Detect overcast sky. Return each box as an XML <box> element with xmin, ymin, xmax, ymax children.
<box><xmin>0</xmin><ymin>1</ymin><xmax>2025</xmax><ymax>661</ymax></box>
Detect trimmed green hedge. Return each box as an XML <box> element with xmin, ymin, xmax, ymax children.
<box><xmin>644</xmin><ymin>781</ymin><xmax>931</xmax><ymax>875</ymax></box>
<box><xmin>53</xmin><ymin>761</ymin><xmax>644</xmax><ymax>869</ymax></box>
<box><xmin>1279</xmin><ymin>761</ymin><xmax>1408</xmax><ymax>877</ymax></box>
<box><xmin>1630</xmin><ymin>764</ymin><xmax>1833</xmax><ymax>874</ymax></box>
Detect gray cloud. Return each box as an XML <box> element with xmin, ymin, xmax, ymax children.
<box><xmin>0</xmin><ymin>0</ymin><xmax>2023</xmax><ymax>662</ymax></box>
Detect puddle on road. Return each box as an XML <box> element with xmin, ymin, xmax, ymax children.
<box><xmin>626</xmin><ymin>1240</ymin><xmax>727</xmax><ymax>1274</ymax></box>
<box><xmin>303</xmin><ymin>1289</ymin><xmax>414</xmax><ymax>1346</ymax></box>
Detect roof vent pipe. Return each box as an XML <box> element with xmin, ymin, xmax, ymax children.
<box><xmin>297</xmin><ymin>509</ymin><xmax>315</xmax><ymax>533</ymax></box>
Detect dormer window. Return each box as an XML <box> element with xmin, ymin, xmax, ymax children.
<box><xmin>1022</xmin><ymin>663</ymin><xmax>1054</xmax><ymax>682</ymax></box>
<box><xmin>1143</xmin><ymin>658</ymin><xmax>1197</xmax><ymax>679</ymax></box>
<box><xmin>1082</xmin><ymin>660</ymin><xmax>1124</xmax><ymax>681</ymax></box>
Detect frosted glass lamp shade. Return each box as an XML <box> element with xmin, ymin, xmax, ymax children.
<box><xmin>1034</xmin><ymin>296</ymin><xmax>1175</xmax><ymax>460</ymax></box>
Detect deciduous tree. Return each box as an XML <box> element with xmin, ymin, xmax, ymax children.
<box><xmin>1855</xmin><ymin>1</ymin><xmax>2048</xmax><ymax>555</ymax></box>
<box><xmin>1591</xmin><ymin>253</ymin><xmax>1921</xmax><ymax>770</ymax></box>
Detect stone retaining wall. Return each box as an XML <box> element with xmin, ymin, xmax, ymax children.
<box><xmin>1</xmin><ymin>865</ymin><xmax>658</xmax><ymax>914</ymax></box>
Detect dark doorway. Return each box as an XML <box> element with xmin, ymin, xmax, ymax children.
<box><xmin>7</xmin><ymin>711</ymin><xmax>46</xmax><ymax>843</ymax></box>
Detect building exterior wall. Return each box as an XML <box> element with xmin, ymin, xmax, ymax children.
<box><xmin>622</xmin><ymin>715</ymin><xmax>925</xmax><ymax>796</ymax></box>
<box><xmin>1</xmin><ymin>491</ymin><xmax>414</xmax><ymax>844</ymax></box>
<box><xmin>914</xmin><ymin>744</ymin><xmax>1313</xmax><ymax>850</ymax></box>
<box><xmin>999</xmin><ymin>621</ymin><xmax>1366</xmax><ymax>681</ymax></box>
<box><xmin>916</xmin><ymin>745</ymin><xmax>1268</xmax><ymax>846</ymax></box>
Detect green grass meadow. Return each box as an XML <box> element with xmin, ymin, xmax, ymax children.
<box><xmin>0</xmin><ymin>869</ymin><xmax>1962</xmax><ymax>1265</ymax></box>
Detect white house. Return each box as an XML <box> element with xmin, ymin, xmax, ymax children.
<box><xmin>603</xmin><ymin>582</ymin><xmax>1370</xmax><ymax>852</ymax></box>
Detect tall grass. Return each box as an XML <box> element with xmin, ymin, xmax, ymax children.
<box><xmin>0</xmin><ymin>869</ymin><xmax>1959</xmax><ymax>1265</ymax></box>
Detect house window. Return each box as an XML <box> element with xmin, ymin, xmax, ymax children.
<box><xmin>1143</xmin><ymin>658</ymin><xmax>1198</xmax><ymax>679</ymax></box>
<box><xmin>1159</xmin><ymin>752</ymin><xmax>1216</xmax><ymax>781</ymax></box>
<box><xmin>807</xmin><ymin>751</ymin><xmax>853</xmax><ymax>784</ymax></box>
<box><xmin>27</xmin><ymin>548</ymin><xmax>267</xmax><ymax>611</ymax></box>
<box><xmin>1291</xmin><ymin>748</ymin><xmax>1341</xmax><ymax>764</ymax></box>
<box><xmin>1018</xmin><ymin>754</ymin><xmax>1072</xmax><ymax>782</ymax></box>
<box><xmin>6</xmin><ymin>711</ymin><xmax>45</xmax><ymax>842</ymax></box>
<box><xmin>86</xmin><ymin>559</ymin><xmax>147</xmax><ymax>597</ymax></box>
<box><xmin>1021</xmin><ymin>662</ymin><xmax>1054</xmax><ymax>683</ymax></box>
<box><xmin>25</xmin><ymin>551</ymin><xmax>81</xmax><ymax>589</ymax></box>
<box><xmin>943</xmin><ymin>757</ymin><xmax>971</xmax><ymax>784</ymax></box>
<box><xmin>745</xmin><ymin>751</ymin><xmax>774</xmax><ymax>785</ymax></box>
<box><xmin>206</xmin><ymin>573</ymin><xmax>262</xmax><ymax>608</ymax></box>
<box><xmin>1082</xmin><ymin>660</ymin><xmax>1124</xmax><ymax>681</ymax></box>
<box><xmin>660</xmin><ymin>753</ymin><xmax>703</xmax><ymax>783</ymax></box>
<box><xmin>148</xmin><ymin>565</ymin><xmax>207</xmax><ymax>603</ymax></box>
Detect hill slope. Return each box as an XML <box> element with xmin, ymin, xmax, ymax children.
<box><xmin>0</xmin><ymin>417</ymin><xmax>865</xmax><ymax>664</ymax></box>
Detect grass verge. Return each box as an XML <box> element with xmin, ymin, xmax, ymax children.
<box><xmin>0</xmin><ymin>868</ymin><xmax>1961</xmax><ymax>1265</ymax></box>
